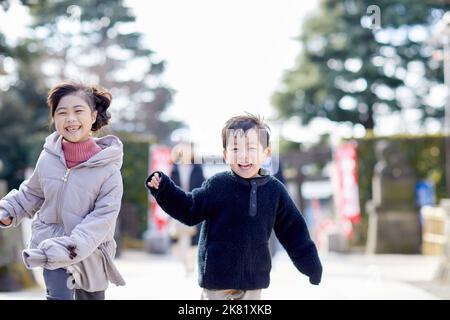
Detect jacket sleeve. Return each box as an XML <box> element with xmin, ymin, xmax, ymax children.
<box><xmin>273</xmin><ymin>185</ymin><xmax>323</xmax><ymax>285</ymax></box>
<box><xmin>145</xmin><ymin>171</ymin><xmax>210</xmax><ymax>226</ymax></box>
<box><xmin>22</xmin><ymin>170</ymin><xmax>123</xmax><ymax>270</ymax></box>
<box><xmin>0</xmin><ymin>152</ymin><xmax>45</xmax><ymax>228</ymax></box>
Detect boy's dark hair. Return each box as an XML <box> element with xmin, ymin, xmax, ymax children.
<box><xmin>47</xmin><ymin>80</ymin><xmax>112</xmax><ymax>132</ymax></box>
<box><xmin>221</xmin><ymin>113</ymin><xmax>270</xmax><ymax>149</ymax></box>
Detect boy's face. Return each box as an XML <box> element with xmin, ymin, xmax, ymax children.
<box><xmin>223</xmin><ymin>128</ymin><xmax>271</xmax><ymax>179</ymax></box>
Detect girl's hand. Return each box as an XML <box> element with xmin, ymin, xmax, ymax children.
<box><xmin>0</xmin><ymin>216</ymin><xmax>12</xmax><ymax>226</ymax></box>
<box><xmin>67</xmin><ymin>245</ymin><xmax>77</xmax><ymax>260</ymax></box>
<box><xmin>147</xmin><ymin>172</ymin><xmax>161</xmax><ymax>189</ymax></box>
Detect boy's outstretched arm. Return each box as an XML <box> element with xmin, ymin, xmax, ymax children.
<box><xmin>274</xmin><ymin>186</ymin><xmax>323</xmax><ymax>285</ymax></box>
<box><xmin>145</xmin><ymin>171</ymin><xmax>210</xmax><ymax>226</ymax></box>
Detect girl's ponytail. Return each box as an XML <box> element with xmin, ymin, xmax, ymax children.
<box><xmin>91</xmin><ymin>86</ymin><xmax>112</xmax><ymax>132</ymax></box>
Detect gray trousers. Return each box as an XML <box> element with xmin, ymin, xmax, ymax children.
<box><xmin>43</xmin><ymin>268</ymin><xmax>105</xmax><ymax>300</ymax></box>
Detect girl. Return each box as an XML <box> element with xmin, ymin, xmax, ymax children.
<box><xmin>0</xmin><ymin>80</ymin><xmax>125</xmax><ymax>300</ymax></box>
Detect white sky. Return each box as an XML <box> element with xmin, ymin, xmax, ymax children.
<box><xmin>126</xmin><ymin>0</ymin><xmax>319</xmax><ymax>154</ymax></box>
<box><xmin>0</xmin><ymin>1</ymin><xmax>31</xmax><ymax>42</ymax></box>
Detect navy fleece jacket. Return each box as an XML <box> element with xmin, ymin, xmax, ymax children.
<box><xmin>146</xmin><ymin>170</ymin><xmax>322</xmax><ymax>290</ymax></box>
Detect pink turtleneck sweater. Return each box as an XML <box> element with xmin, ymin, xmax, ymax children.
<box><xmin>62</xmin><ymin>138</ymin><xmax>102</xmax><ymax>169</ymax></box>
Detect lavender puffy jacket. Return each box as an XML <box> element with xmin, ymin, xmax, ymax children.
<box><xmin>0</xmin><ymin>132</ymin><xmax>125</xmax><ymax>292</ymax></box>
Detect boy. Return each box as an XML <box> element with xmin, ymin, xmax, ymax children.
<box><xmin>146</xmin><ymin>114</ymin><xmax>322</xmax><ymax>300</ymax></box>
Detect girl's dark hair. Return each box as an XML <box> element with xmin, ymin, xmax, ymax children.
<box><xmin>47</xmin><ymin>80</ymin><xmax>112</xmax><ymax>132</ymax></box>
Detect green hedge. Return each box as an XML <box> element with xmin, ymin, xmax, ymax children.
<box><xmin>117</xmin><ymin>132</ymin><xmax>151</xmax><ymax>239</ymax></box>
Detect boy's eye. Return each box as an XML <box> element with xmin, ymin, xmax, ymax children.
<box><xmin>57</xmin><ymin>111</ymin><xmax>66</xmax><ymax>116</ymax></box>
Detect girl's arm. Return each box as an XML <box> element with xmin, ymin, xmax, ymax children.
<box><xmin>146</xmin><ymin>171</ymin><xmax>210</xmax><ymax>226</ymax></box>
<box><xmin>273</xmin><ymin>184</ymin><xmax>323</xmax><ymax>285</ymax></box>
<box><xmin>0</xmin><ymin>152</ymin><xmax>45</xmax><ymax>228</ymax></box>
<box><xmin>22</xmin><ymin>170</ymin><xmax>123</xmax><ymax>269</ymax></box>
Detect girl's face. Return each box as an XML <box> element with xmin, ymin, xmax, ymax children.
<box><xmin>54</xmin><ymin>94</ymin><xmax>97</xmax><ymax>143</ymax></box>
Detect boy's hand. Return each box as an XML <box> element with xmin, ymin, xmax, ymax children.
<box><xmin>147</xmin><ymin>172</ymin><xmax>162</xmax><ymax>189</ymax></box>
<box><xmin>309</xmin><ymin>270</ymin><xmax>322</xmax><ymax>285</ymax></box>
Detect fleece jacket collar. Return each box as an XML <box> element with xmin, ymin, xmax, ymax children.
<box><xmin>229</xmin><ymin>170</ymin><xmax>272</xmax><ymax>216</ymax></box>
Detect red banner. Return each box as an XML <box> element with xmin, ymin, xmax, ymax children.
<box><xmin>334</xmin><ymin>143</ymin><xmax>361</xmax><ymax>237</ymax></box>
<box><xmin>148</xmin><ymin>145</ymin><xmax>173</xmax><ymax>232</ymax></box>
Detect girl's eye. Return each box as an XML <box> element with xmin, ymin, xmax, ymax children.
<box><xmin>75</xmin><ymin>110</ymin><xmax>83</xmax><ymax>113</ymax></box>
<box><xmin>57</xmin><ymin>112</ymin><xmax>66</xmax><ymax>116</ymax></box>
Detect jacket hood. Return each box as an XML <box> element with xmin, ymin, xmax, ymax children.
<box><xmin>43</xmin><ymin>132</ymin><xmax>123</xmax><ymax>169</ymax></box>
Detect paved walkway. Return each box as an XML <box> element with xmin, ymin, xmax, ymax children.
<box><xmin>0</xmin><ymin>249</ymin><xmax>444</xmax><ymax>300</ymax></box>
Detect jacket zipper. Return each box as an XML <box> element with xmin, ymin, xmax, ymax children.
<box><xmin>56</xmin><ymin>168</ymin><xmax>71</xmax><ymax>224</ymax></box>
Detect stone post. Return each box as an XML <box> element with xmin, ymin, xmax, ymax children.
<box><xmin>366</xmin><ymin>140</ymin><xmax>422</xmax><ymax>254</ymax></box>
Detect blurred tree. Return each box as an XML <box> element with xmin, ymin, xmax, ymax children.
<box><xmin>0</xmin><ymin>1</ymin><xmax>47</xmax><ymax>290</ymax></box>
<box><xmin>21</xmin><ymin>0</ymin><xmax>182</xmax><ymax>142</ymax></box>
<box><xmin>273</xmin><ymin>0</ymin><xmax>450</xmax><ymax>132</ymax></box>
<box><xmin>0</xmin><ymin>6</ymin><xmax>48</xmax><ymax>189</ymax></box>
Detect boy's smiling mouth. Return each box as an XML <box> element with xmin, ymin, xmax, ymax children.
<box><xmin>238</xmin><ymin>163</ymin><xmax>253</xmax><ymax>170</ymax></box>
